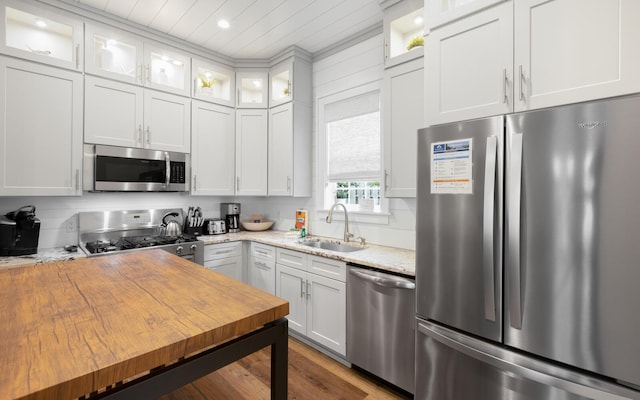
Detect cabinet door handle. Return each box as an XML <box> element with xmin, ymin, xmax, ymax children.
<box><xmin>137</xmin><ymin>125</ymin><xmax>143</xmax><ymax>144</ymax></box>
<box><xmin>384</xmin><ymin>169</ymin><xmax>389</xmax><ymax>192</ymax></box>
<box><xmin>75</xmin><ymin>44</ymin><xmax>80</xmax><ymax>70</ymax></box>
<box><xmin>383</xmin><ymin>40</ymin><xmax>389</xmax><ymax>61</ymax></box>
<box><xmin>236</xmin><ymin>176</ymin><xmax>240</xmax><ymax>192</ymax></box>
<box><xmin>519</xmin><ymin>65</ymin><xmax>525</xmax><ymax>102</ymax></box>
<box><xmin>237</xmin><ymin>88</ymin><xmax>240</xmax><ymax>106</ymax></box>
<box><xmin>287</xmin><ymin>176</ymin><xmax>291</xmax><ymax>192</ymax></box>
<box><xmin>287</xmin><ymin>80</ymin><xmax>292</xmax><ymax>98</ymax></box>
<box><xmin>146</xmin><ymin>126</ymin><xmax>151</xmax><ymax>145</ymax></box>
<box><xmin>193</xmin><ymin>78</ymin><xmax>198</xmax><ymax>96</ymax></box>
<box><xmin>146</xmin><ymin>64</ymin><xmax>151</xmax><ymax>85</ymax></box>
<box><xmin>503</xmin><ymin>68</ymin><xmax>508</xmax><ymax>104</ymax></box>
<box><xmin>300</xmin><ymin>280</ymin><xmax>305</xmax><ymax>298</ymax></box>
<box><xmin>306</xmin><ymin>281</ymin><xmax>311</xmax><ymax>299</ymax></box>
<box><xmin>193</xmin><ymin>174</ymin><xmax>197</xmax><ymax>191</ymax></box>
<box><xmin>75</xmin><ymin>169</ymin><xmax>80</xmax><ymax>191</ymax></box>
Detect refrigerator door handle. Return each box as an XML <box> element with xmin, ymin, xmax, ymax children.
<box><xmin>508</xmin><ymin>132</ymin><xmax>524</xmax><ymax>329</ymax></box>
<box><xmin>482</xmin><ymin>136</ymin><xmax>498</xmax><ymax>322</ymax></box>
<box><xmin>418</xmin><ymin>320</ymin><xmax>639</xmax><ymax>400</ymax></box>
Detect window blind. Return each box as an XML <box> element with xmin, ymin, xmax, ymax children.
<box><xmin>325</xmin><ymin>90</ymin><xmax>381</xmax><ymax>181</ymax></box>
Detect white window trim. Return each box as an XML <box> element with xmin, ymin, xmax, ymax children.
<box><xmin>316</xmin><ymin>80</ymin><xmax>389</xmax><ymax>225</ymax></box>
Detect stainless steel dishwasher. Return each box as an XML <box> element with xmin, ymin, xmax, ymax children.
<box><xmin>347</xmin><ymin>265</ymin><xmax>416</xmax><ymax>394</ymax></box>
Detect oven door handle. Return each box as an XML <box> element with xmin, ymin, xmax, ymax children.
<box><xmin>164</xmin><ymin>152</ymin><xmax>170</xmax><ymax>188</ymax></box>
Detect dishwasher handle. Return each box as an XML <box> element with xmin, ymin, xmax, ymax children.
<box><xmin>349</xmin><ymin>268</ymin><xmax>415</xmax><ymax>289</ymax></box>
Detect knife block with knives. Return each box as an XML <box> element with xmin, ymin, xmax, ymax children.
<box><xmin>184</xmin><ymin>206</ymin><xmax>204</xmax><ymax>235</ymax></box>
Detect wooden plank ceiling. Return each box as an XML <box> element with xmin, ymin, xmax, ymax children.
<box><xmin>76</xmin><ymin>0</ymin><xmax>384</xmax><ymax>59</ymax></box>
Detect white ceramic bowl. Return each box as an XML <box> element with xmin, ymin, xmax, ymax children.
<box><xmin>241</xmin><ymin>220</ymin><xmax>274</xmax><ymax>231</ymax></box>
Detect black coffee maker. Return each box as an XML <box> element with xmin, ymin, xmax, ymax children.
<box><xmin>221</xmin><ymin>203</ymin><xmax>241</xmax><ymax>233</ymax></box>
<box><xmin>0</xmin><ymin>205</ymin><xmax>41</xmax><ymax>256</ymax></box>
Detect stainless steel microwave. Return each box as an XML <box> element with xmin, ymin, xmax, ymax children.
<box><xmin>83</xmin><ymin>144</ymin><xmax>190</xmax><ymax>192</ymax></box>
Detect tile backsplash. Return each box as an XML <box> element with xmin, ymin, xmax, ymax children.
<box><xmin>0</xmin><ymin>193</ymin><xmax>415</xmax><ymax>250</ymax></box>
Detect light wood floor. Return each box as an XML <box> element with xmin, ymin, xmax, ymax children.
<box><xmin>159</xmin><ymin>337</ymin><xmax>412</xmax><ymax>400</ymax></box>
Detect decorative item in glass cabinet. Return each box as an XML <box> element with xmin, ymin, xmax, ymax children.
<box><xmin>406</xmin><ymin>35</ymin><xmax>424</xmax><ymax>51</ymax></box>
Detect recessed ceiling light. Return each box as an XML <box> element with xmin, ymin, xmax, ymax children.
<box><xmin>35</xmin><ymin>19</ymin><xmax>47</xmax><ymax>28</ymax></box>
<box><xmin>414</xmin><ymin>15</ymin><xmax>424</xmax><ymax>26</ymax></box>
<box><xmin>218</xmin><ymin>19</ymin><xmax>230</xmax><ymax>29</ymax></box>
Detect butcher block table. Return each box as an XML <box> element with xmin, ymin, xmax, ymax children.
<box><xmin>0</xmin><ymin>250</ymin><xmax>290</xmax><ymax>400</ymax></box>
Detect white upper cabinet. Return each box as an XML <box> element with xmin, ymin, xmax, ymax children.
<box><xmin>236</xmin><ymin>109</ymin><xmax>268</xmax><ymax>195</ymax></box>
<box><xmin>425</xmin><ymin>0</ymin><xmax>505</xmax><ymax>30</ymax></box>
<box><xmin>384</xmin><ymin>57</ymin><xmax>423</xmax><ymax>197</ymax></box>
<box><xmin>0</xmin><ymin>56</ymin><xmax>83</xmax><ymax>196</ymax></box>
<box><xmin>85</xmin><ymin>76</ymin><xmax>190</xmax><ymax>153</ymax></box>
<box><xmin>514</xmin><ymin>0</ymin><xmax>640</xmax><ymax>112</ymax></box>
<box><xmin>143</xmin><ymin>89</ymin><xmax>190</xmax><ymax>152</ymax></box>
<box><xmin>236</xmin><ymin>71</ymin><xmax>268</xmax><ymax>108</ymax></box>
<box><xmin>268</xmin><ymin>102</ymin><xmax>312</xmax><ymax>197</ymax></box>
<box><xmin>143</xmin><ymin>41</ymin><xmax>191</xmax><ymax>97</ymax></box>
<box><xmin>85</xmin><ymin>76</ymin><xmax>143</xmax><ymax>148</ymax></box>
<box><xmin>85</xmin><ymin>23</ymin><xmax>190</xmax><ymax>96</ymax></box>
<box><xmin>0</xmin><ymin>1</ymin><xmax>83</xmax><ymax>71</ymax></box>
<box><xmin>191</xmin><ymin>101</ymin><xmax>236</xmax><ymax>196</ymax></box>
<box><xmin>192</xmin><ymin>58</ymin><xmax>235</xmax><ymax>107</ymax></box>
<box><xmin>269</xmin><ymin>57</ymin><xmax>312</xmax><ymax>107</ymax></box>
<box><xmin>383</xmin><ymin>0</ymin><xmax>424</xmax><ymax>68</ymax></box>
<box><xmin>85</xmin><ymin>23</ymin><xmax>144</xmax><ymax>85</ymax></box>
<box><xmin>270</xmin><ymin>61</ymin><xmax>292</xmax><ymax>107</ymax></box>
<box><xmin>426</xmin><ymin>0</ymin><xmax>640</xmax><ymax>124</ymax></box>
<box><xmin>425</xmin><ymin>1</ymin><xmax>513</xmax><ymax>125</ymax></box>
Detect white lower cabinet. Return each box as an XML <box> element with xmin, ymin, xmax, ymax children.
<box><xmin>0</xmin><ymin>56</ymin><xmax>83</xmax><ymax>196</ymax></box>
<box><xmin>248</xmin><ymin>243</ymin><xmax>276</xmax><ymax>294</ymax></box>
<box><xmin>275</xmin><ymin>248</ymin><xmax>346</xmax><ymax>356</ymax></box>
<box><xmin>203</xmin><ymin>242</ymin><xmax>243</xmax><ymax>281</ymax></box>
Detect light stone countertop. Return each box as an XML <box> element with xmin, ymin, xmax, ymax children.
<box><xmin>0</xmin><ymin>231</ymin><xmax>416</xmax><ymax>276</ymax></box>
<box><xmin>198</xmin><ymin>230</ymin><xmax>416</xmax><ymax>276</ymax></box>
<box><xmin>0</xmin><ymin>247</ymin><xmax>86</xmax><ymax>270</ymax></box>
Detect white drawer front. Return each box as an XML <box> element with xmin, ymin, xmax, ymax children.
<box><xmin>276</xmin><ymin>248</ymin><xmax>307</xmax><ymax>270</ymax></box>
<box><xmin>204</xmin><ymin>242</ymin><xmax>242</xmax><ymax>261</ymax></box>
<box><xmin>308</xmin><ymin>255</ymin><xmax>346</xmax><ymax>282</ymax></box>
<box><xmin>251</xmin><ymin>242</ymin><xmax>275</xmax><ymax>261</ymax></box>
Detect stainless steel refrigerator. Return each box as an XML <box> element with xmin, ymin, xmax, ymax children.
<box><xmin>415</xmin><ymin>95</ymin><xmax>640</xmax><ymax>400</ymax></box>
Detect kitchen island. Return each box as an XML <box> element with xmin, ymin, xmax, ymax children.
<box><xmin>0</xmin><ymin>250</ymin><xmax>289</xmax><ymax>400</ymax></box>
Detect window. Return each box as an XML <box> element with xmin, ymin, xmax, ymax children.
<box><xmin>319</xmin><ymin>83</ymin><xmax>383</xmax><ymax>213</ymax></box>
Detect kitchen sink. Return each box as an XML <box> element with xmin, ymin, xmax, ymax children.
<box><xmin>299</xmin><ymin>239</ymin><xmax>365</xmax><ymax>253</ymax></box>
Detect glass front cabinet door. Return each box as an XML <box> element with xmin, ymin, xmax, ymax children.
<box><xmin>1</xmin><ymin>1</ymin><xmax>83</xmax><ymax>71</ymax></box>
<box><xmin>270</xmin><ymin>61</ymin><xmax>292</xmax><ymax>107</ymax></box>
<box><xmin>144</xmin><ymin>42</ymin><xmax>191</xmax><ymax>97</ymax></box>
<box><xmin>192</xmin><ymin>58</ymin><xmax>235</xmax><ymax>107</ymax></box>
<box><xmin>85</xmin><ymin>23</ymin><xmax>143</xmax><ymax>84</ymax></box>
<box><xmin>383</xmin><ymin>1</ymin><xmax>424</xmax><ymax>68</ymax></box>
<box><xmin>236</xmin><ymin>71</ymin><xmax>268</xmax><ymax>108</ymax></box>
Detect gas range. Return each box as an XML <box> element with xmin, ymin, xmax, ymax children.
<box><xmin>78</xmin><ymin>209</ymin><xmax>204</xmax><ymax>265</ymax></box>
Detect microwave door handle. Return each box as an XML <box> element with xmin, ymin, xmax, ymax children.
<box><xmin>164</xmin><ymin>152</ymin><xmax>170</xmax><ymax>188</ymax></box>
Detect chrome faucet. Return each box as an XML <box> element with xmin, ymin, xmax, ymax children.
<box><xmin>326</xmin><ymin>202</ymin><xmax>354</xmax><ymax>242</ymax></box>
